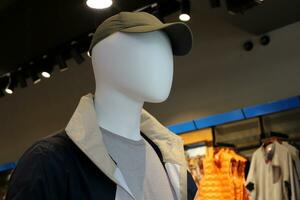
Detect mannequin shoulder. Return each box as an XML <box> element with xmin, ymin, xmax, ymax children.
<box><xmin>7</xmin><ymin>131</ymin><xmax>117</xmax><ymax>200</ymax></box>
<box><xmin>16</xmin><ymin>130</ymin><xmax>78</xmax><ymax>169</ymax></box>
<box><xmin>6</xmin><ymin>131</ymin><xmax>76</xmax><ymax>199</ymax></box>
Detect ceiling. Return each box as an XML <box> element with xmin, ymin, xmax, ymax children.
<box><xmin>225</xmin><ymin>0</ymin><xmax>300</xmax><ymax>35</ymax></box>
<box><xmin>0</xmin><ymin>0</ymin><xmax>180</xmax><ymax>76</ymax></box>
<box><xmin>1</xmin><ymin>0</ymin><xmax>300</xmax><ymax>78</ymax></box>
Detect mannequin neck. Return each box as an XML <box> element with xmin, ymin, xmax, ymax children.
<box><xmin>93</xmin><ymin>84</ymin><xmax>144</xmax><ymax>141</ymax></box>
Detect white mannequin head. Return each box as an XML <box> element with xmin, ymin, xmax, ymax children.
<box><xmin>91</xmin><ymin>30</ymin><xmax>173</xmax><ymax>103</ymax></box>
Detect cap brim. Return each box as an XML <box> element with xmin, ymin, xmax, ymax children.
<box><xmin>121</xmin><ymin>22</ymin><xmax>192</xmax><ymax>56</ymax></box>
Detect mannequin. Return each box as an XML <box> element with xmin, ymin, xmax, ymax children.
<box><xmin>92</xmin><ymin>30</ymin><xmax>173</xmax><ymax>141</ymax></box>
<box><xmin>90</xmin><ymin>30</ymin><xmax>182</xmax><ymax>200</ymax></box>
<box><xmin>6</xmin><ymin>12</ymin><xmax>197</xmax><ymax>200</ymax></box>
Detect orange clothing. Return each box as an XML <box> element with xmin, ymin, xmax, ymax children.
<box><xmin>228</xmin><ymin>150</ymin><xmax>249</xmax><ymax>200</ymax></box>
<box><xmin>199</xmin><ymin>149</ymin><xmax>235</xmax><ymax>200</ymax></box>
<box><xmin>198</xmin><ymin>148</ymin><xmax>249</xmax><ymax>200</ymax></box>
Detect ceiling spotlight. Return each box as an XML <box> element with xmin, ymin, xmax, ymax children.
<box><xmin>39</xmin><ymin>55</ymin><xmax>54</xmax><ymax>78</ymax></box>
<box><xmin>87</xmin><ymin>51</ymin><xmax>91</xmax><ymax>57</ymax></box>
<box><xmin>56</xmin><ymin>55</ymin><xmax>68</xmax><ymax>72</ymax></box>
<box><xmin>32</xmin><ymin>73</ymin><xmax>41</xmax><ymax>84</ymax></box>
<box><xmin>40</xmin><ymin>65</ymin><xmax>54</xmax><ymax>78</ymax></box>
<box><xmin>5</xmin><ymin>88</ymin><xmax>13</xmax><ymax>94</ymax></box>
<box><xmin>41</xmin><ymin>71</ymin><xmax>51</xmax><ymax>78</ymax></box>
<box><xmin>4</xmin><ymin>74</ymin><xmax>14</xmax><ymax>95</ymax></box>
<box><xmin>70</xmin><ymin>44</ymin><xmax>84</xmax><ymax>64</ymax></box>
<box><xmin>179</xmin><ymin>14</ymin><xmax>190</xmax><ymax>21</ymax></box>
<box><xmin>32</xmin><ymin>77</ymin><xmax>41</xmax><ymax>84</ymax></box>
<box><xmin>29</xmin><ymin>62</ymin><xmax>41</xmax><ymax>84</ymax></box>
<box><xmin>16</xmin><ymin>67</ymin><xmax>28</xmax><ymax>88</ymax></box>
<box><xmin>179</xmin><ymin>0</ymin><xmax>191</xmax><ymax>22</ymax></box>
<box><xmin>86</xmin><ymin>0</ymin><xmax>112</xmax><ymax>9</ymax></box>
<box><xmin>0</xmin><ymin>77</ymin><xmax>8</xmax><ymax>97</ymax></box>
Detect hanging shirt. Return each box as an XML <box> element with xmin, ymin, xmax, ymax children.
<box><xmin>246</xmin><ymin>142</ymin><xmax>295</xmax><ymax>200</ymax></box>
<box><xmin>101</xmin><ymin>127</ymin><xmax>176</xmax><ymax>200</ymax></box>
<box><xmin>282</xmin><ymin>142</ymin><xmax>300</xmax><ymax>200</ymax></box>
<box><xmin>282</xmin><ymin>142</ymin><xmax>300</xmax><ymax>180</ymax></box>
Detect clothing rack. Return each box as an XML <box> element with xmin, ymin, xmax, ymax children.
<box><xmin>236</xmin><ymin>144</ymin><xmax>261</xmax><ymax>152</ymax></box>
<box><xmin>205</xmin><ymin>116</ymin><xmax>296</xmax><ymax>154</ymax></box>
<box><xmin>214</xmin><ymin>142</ymin><xmax>236</xmax><ymax>148</ymax></box>
<box><xmin>184</xmin><ymin>141</ymin><xmax>213</xmax><ymax>150</ymax></box>
<box><xmin>269</xmin><ymin>131</ymin><xmax>289</xmax><ymax>139</ymax></box>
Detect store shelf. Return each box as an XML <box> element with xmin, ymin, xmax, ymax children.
<box><xmin>194</xmin><ymin>109</ymin><xmax>245</xmax><ymax>130</ymax></box>
<box><xmin>167</xmin><ymin>96</ymin><xmax>300</xmax><ymax>134</ymax></box>
<box><xmin>243</xmin><ymin>97</ymin><xmax>300</xmax><ymax>118</ymax></box>
<box><xmin>167</xmin><ymin>121</ymin><xmax>196</xmax><ymax>134</ymax></box>
<box><xmin>0</xmin><ymin>162</ymin><xmax>16</xmax><ymax>172</ymax></box>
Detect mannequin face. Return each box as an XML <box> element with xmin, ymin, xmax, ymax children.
<box><xmin>91</xmin><ymin>31</ymin><xmax>173</xmax><ymax>103</ymax></box>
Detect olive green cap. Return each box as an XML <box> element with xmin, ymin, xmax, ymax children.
<box><xmin>88</xmin><ymin>11</ymin><xmax>193</xmax><ymax>56</ymax></box>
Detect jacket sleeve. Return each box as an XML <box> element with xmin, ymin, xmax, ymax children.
<box><xmin>187</xmin><ymin>170</ymin><xmax>197</xmax><ymax>200</ymax></box>
<box><xmin>5</xmin><ymin>142</ymin><xmax>66</xmax><ymax>200</ymax></box>
<box><xmin>246</xmin><ymin>151</ymin><xmax>257</xmax><ymax>200</ymax></box>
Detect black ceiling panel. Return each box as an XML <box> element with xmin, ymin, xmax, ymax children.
<box><xmin>0</xmin><ymin>0</ymin><xmax>179</xmax><ymax>76</ymax></box>
<box><xmin>225</xmin><ymin>0</ymin><xmax>300</xmax><ymax>35</ymax></box>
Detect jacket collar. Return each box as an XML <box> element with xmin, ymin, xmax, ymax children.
<box><xmin>259</xmin><ymin>141</ymin><xmax>281</xmax><ymax>166</ymax></box>
<box><xmin>65</xmin><ymin>93</ymin><xmax>186</xmax><ymax>186</ymax></box>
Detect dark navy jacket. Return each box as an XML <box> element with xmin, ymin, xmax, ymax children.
<box><xmin>6</xmin><ymin>131</ymin><xmax>197</xmax><ymax>200</ymax></box>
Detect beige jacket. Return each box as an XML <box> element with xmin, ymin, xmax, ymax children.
<box><xmin>65</xmin><ymin>93</ymin><xmax>190</xmax><ymax>200</ymax></box>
